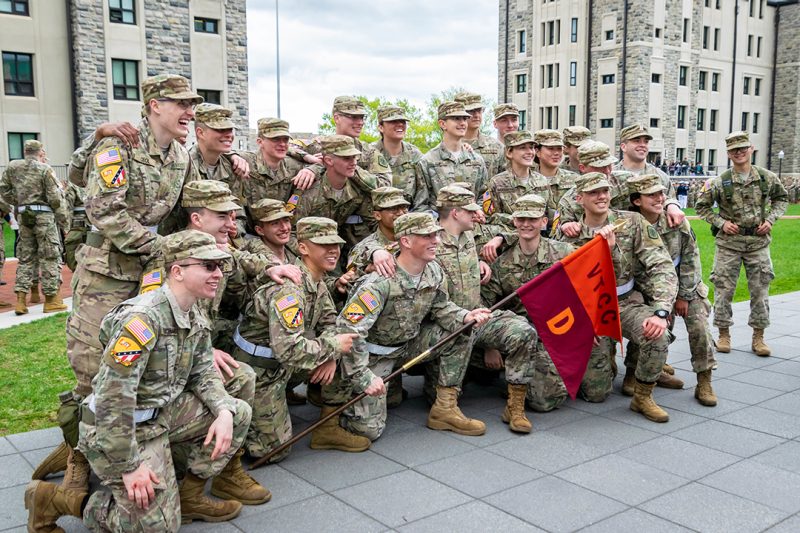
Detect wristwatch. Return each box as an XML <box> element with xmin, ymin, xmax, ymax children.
<box><xmin>654</xmin><ymin>309</ymin><xmax>669</xmax><ymax>319</ymax></box>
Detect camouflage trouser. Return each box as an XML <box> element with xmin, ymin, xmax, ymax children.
<box><xmin>472</xmin><ymin>310</ymin><xmax>538</xmax><ymax>385</ymax></box>
<box><xmin>79</xmin><ymin>393</ymin><xmax>252</xmax><ymax>533</ymax></box>
<box><xmin>64</xmin><ymin>226</ymin><xmax>88</xmax><ymax>272</ymax></box>
<box><xmin>526</xmin><ymin>338</ymin><xmax>570</xmax><ymax>412</ymax></box>
<box><xmin>578</xmin><ymin>338</ymin><xmax>617</xmax><ymax>403</ymax></box>
<box><xmin>15</xmin><ymin>212</ymin><xmax>61</xmax><ymax>294</ymax></box>
<box><xmin>239</xmin><ymin>357</ymin><xmax>293</xmax><ymax>462</ymax></box>
<box><xmin>618</xmin><ymin>291</ymin><xmax>669</xmax><ymax>383</ymax></box>
<box><xmin>710</xmin><ymin>245</ymin><xmax>773</xmax><ymax>329</ymax></box>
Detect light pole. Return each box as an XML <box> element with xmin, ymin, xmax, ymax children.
<box><xmin>275</xmin><ymin>0</ymin><xmax>281</xmax><ymax>118</ymax></box>
<box><xmin>778</xmin><ymin>150</ymin><xmax>784</xmax><ymax>181</ymax></box>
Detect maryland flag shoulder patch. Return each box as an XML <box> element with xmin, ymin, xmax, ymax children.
<box><xmin>110</xmin><ymin>336</ymin><xmax>142</xmax><ymax>367</ymax></box>
<box><xmin>344</xmin><ymin>302</ymin><xmax>366</xmax><ymax>323</ymax></box>
<box><xmin>124</xmin><ymin>317</ymin><xmax>155</xmax><ymax>346</ymax></box>
<box><xmin>280</xmin><ymin>306</ymin><xmax>304</xmax><ymax>329</ymax></box>
<box><xmin>100</xmin><ymin>165</ymin><xmax>127</xmax><ymax>187</ymax></box>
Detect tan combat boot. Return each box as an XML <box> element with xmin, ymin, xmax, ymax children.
<box><xmin>31</xmin><ymin>442</ymin><xmax>69</xmax><ymax>480</ymax></box>
<box><xmin>310</xmin><ymin>405</ymin><xmax>371</xmax><ymax>452</ymax></box>
<box><xmin>630</xmin><ymin>381</ymin><xmax>670</xmax><ymax>423</ymax></box>
<box><xmin>695</xmin><ymin>370</ymin><xmax>718</xmax><ymax>406</ymax></box>
<box><xmin>179</xmin><ymin>472</ymin><xmax>242</xmax><ymax>523</ymax></box>
<box><xmin>29</xmin><ymin>283</ymin><xmax>41</xmax><ymax>304</ymax></box>
<box><xmin>24</xmin><ymin>480</ymin><xmax>86</xmax><ymax>533</ymax></box>
<box><xmin>210</xmin><ymin>449</ymin><xmax>271</xmax><ymax>505</ymax></box>
<box><xmin>621</xmin><ymin>367</ymin><xmax>636</xmax><ymax>397</ymax></box>
<box><xmin>716</xmin><ymin>327</ymin><xmax>731</xmax><ymax>353</ymax></box>
<box><xmin>427</xmin><ymin>386</ymin><xmax>486</xmax><ymax>436</ymax></box>
<box><xmin>501</xmin><ymin>384</ymin><xmax>532</xmax><ymax>434</ymax></box>
<box><xmin>656</xmin><ymin>370</ymin><xmax>684</xmax><ymax>389</ymax></box>
<box><xmin>43</xmin><ymin>293</ymin><xmax>68</xmax><ymax>313</ymax></box>
<box><xmin>751</xmin><ymin>328</ymin><xmax>771</xmax><ymax>357</ymax></box>
<box><xmin>15</xmin><ymin>292</ymin><xmax>28</xmax><ymax>315</ymax></box>
<box><xmin>662</xmin><ymin>363</ymin><xmax>675</xmax><ymax>375</ymax></box>
<box><xmin>61</xmin><ymin>448</ymin><xmax>91</xmax><ymax>492</ymax></box>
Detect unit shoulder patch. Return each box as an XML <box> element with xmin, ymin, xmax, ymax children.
<box><xmin>110</xmin><ymin>336</ymin><xmax>143</xmax><ymax>367</ymax></box>
<box><xmin>344</xmin><ymin>302</ymin><xmax>366</xmax><ymax>323</ymax></box>
<box><xmin>100</xmin><ymin>165</ymin><xmax>127</xmax><ymax>187</ymax></box>
<box><xmin>280</xmin><ymin>306</ymin><xmax>304</xmax><ymax>329</ymax></box>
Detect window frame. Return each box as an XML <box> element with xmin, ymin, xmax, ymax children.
<box><xmin>600</xmin><ymin>118</ymin><xmax>614</xmax><ymax>128</ymax></box>
<box><xmin>108</xmin><ymin>0</ymin><xmax>136</xmax><ymax>25</ymax></box>
<box><xmin>0</xmin><ymin>0</ymin><xmax>29</xmax><ymax>16</ymax></box>
<box><xmin>601</xmin><ymin>73</ymin><xmax>615</xmax><ymax>85</ymax></box>
<box><xmin>194</xmin><ymin>17</ymin><xmax>219</xmax><ymax>34</ymax></box>
<box><xmin>677</xmin><ymin>105</ymin><xmax>687</xmax><ymax>129</ymax></box>
<box><xmin>197</xmin><ymin>89</ymin><xmax>221</xmax><ymax>105</ymax></box>
<box><xmin>2</xmin><ymin>51</ymin><xmax>34</xmax><ymax>96</ymax></box>
<box><xmin>7</xmin><ymin>132</ymin><xmax>37</xmax><ymax>160</ymax></box>
<box><xmin>111</xmin><ymin>58</ymin><xmax>139</xmax><ymax>101</ymax></box>
<box><xmin>570</xmin><ymin>18</ymin><xmax>578</xmax><ymax>42</ymax></box>
<box><xmin>515</xmin><ymin>73</ymin><xmax>527</xmax><ymax>93</ymax></box>
<box><xmin>569</xmin><ymin>61</ymin><xmax>577</xmax><ymax>86</ymax></box>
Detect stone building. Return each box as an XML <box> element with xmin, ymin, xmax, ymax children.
<box><xmin>498</xmin><ymin>0</ymin><xmax>800</xmax><ymax>174</ymax></box>
<box><xmin>0</xmin><ymin>0</ymin><xmax>249</xmax><ymax>165</ymax></box>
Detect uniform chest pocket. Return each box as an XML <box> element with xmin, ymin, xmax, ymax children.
<box><xmin>141</xmin><ymin>342</ymin><xmax>171</xmax><ymax>383</ymax></box>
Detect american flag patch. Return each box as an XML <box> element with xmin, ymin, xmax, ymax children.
<box><xmin>124</xmin><ymin>317</ymin><xmax>155</xmax><ymax>345</ymax></box>
<box><xmin>275</xmin><ymin>294</ymin><xmax>299</xmax><ymax>311</ymax></box>
<box><xmin>359</xmin><ymin>291</ymin><xmax>379</xmax><ymax>312</ymax></box>
<box><xmin>96</xmin><ymin>148</ymin><xmax>122</xmax><ymax>167</ymax></box>
<box><xmin>141</xmin><ymin>270</ymin><xmax>162</xmax><ymax>287</ymax></box>
<box><xmin>285</xmin><ymin>194</ymin><xmax>300</xmax><ymax>212</ymax></box>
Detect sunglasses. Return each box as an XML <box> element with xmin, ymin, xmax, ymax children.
<box><xmin>179</xmin><ymin>261</ymin><xmax>222</xmax><ymax>272</ymax></box>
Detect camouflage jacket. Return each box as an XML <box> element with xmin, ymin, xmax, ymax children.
<box><xmin>695</xmin><ymin>166</ymin><xmax>788</xmax><ymax>252</ymax></box>
<box><xmin>64</xmin><ymin>182</ymin><xmax>87</xmax><ymax>230</ymax></box>
<box><xmin>346</xmin><ymin>228</ymin><xmax>397</xmax><ymax>279</ymax></box>
<box><xmin>367</xmin><ymin>139</ymin><xmax>422</xmax><ymax>202</ymax></box>
<box><xmin>0</xmin><ymin>156</ymin><xmax>62</xmax><ymax>211</ymax></box>
<box><xmin>336</xmin><ymin>263</ymin><xmax>470</xmax><ymax>391</ymax></box>
<box><xmin>90</xmin><ymin>284</ymin><xmax>235</xmax><ymax>477</ymax></box>
<box><xmin>466</xmin><ymin>134</ymin><xmax>506</xmax><ymax>178</ymax></box>
<box><xmin>644</xmin><ymin>215</ymin><xmax>707</xmax><ymax>301</ymax></box>
<box><xmin>613</xmin><ymin>161</ymin><xmax>676</xmax><ymax>198</ymax></box>
<box><xmin>435</xmin><ymin>229</ymin><xmax>481</xmax><ymax>309</ymax></box>
<box><xmin>412</xmin><ymin>143</ymin><xmax>489</xmax><ymax>213</ymax></box>
<box><xmin>188</xmin><ymin>145</ymin><xmax>237</xmax><ymax>184</ymax></box>
<box><xmin>556</xmin><ymin>170</ymin><xmax>635</xmax><ymax>226</ymax></box>
<box><xmin>305</xmin><ymin>137</ymin><xmax>392</xmax><ymax>188</ymax></box>
<box><xmin>236</xmin><ymin>150</ymin><xmax>307</xmax><ymax>209</ymax></box>
<box><xmin>234</xmin><ymin>238</ymin><xmax>298</xmax><ymax>299</ymax></box>
<box><xmin>546</xmin><ymin>167</ymin><xmax>580</xmax><ymax>211</ymax></box>
<box><xmin>484</xmin><ymin>169</ymin><xmax>551</xmax><ymax>220</ymax></box>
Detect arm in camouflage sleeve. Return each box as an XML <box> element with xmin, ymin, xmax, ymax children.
<box><xmin>186</xmin><ymin>335</ymin><xmax>237</xmax><ymax>417</ymax></box>
<box><xmin>765</xmin><ymin>172</ymin><xmax>789</xmax><ymax>224</ymax></box>
<box><xmin>429</xmin><ymin>271</ymin><xmax>471</xmax><ymax>331</ymax></box>
<box><xmin>360</xmin><ymin>145</ymin><xmax>393</xmax><ymax>188</ymax></box>
<box><xmin>694</xmin><ymin>181</ymin><xmax>725</xmax><ymax>229</ymax></box>
<box><xmin>556</xmin><ymin>187</ymin><xmax>580</xmax><ymax>225</ymax></box>
<box><xmin>677</xmin><ymin>221</ymin><xmax>702</xmax><ymax>301</ymax></box>
<box><xmin>0</xmin><ymin>169</ymin><xmax>12</xmax><ymax>210</ymax></box>
<box><xmin>67</xmin><ymin>133</ymin><xmax>98</xmax><ymax>187</ymax></box>
<box><xmin>411</xmin><ymin>160</ymin><xmax>432</xmax><ymax>213</ymax></box>
<box><xmin>634</xmin><ymin>217</ymin><xmax>678</xmax><ymax>311</ymax></box>
<box><xmin>44</xmin><ymin>168</ymin><xmax>63</xmax><ymax>211</ymax></box>
<box><xmin>480</xmin><ymin>261</ymin><xmax>505</xmax><ymax>307</ymax></box>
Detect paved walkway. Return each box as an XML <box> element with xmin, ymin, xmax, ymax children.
<box><xmin>2</xmin><ymin>293</ymin><xmax>800</xmax><ymax>532</ymax></box>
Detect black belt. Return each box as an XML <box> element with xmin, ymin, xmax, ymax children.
<box><xmin>234</xmin><ymin>349</ymin><xmax>281</xmax><ymax>370</ymax></box>
<box><xmin>738</xmin><ymin>226</ymin><xmax>758</xmax><ymax>236</ymax></box>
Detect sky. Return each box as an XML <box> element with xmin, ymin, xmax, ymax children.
<box><xmin>245</xmin><ymin>0</ymin><xmax>499</xmax><ymax>133</ymax></box>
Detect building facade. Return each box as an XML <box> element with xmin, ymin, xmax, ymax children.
<box><xmin>0</xmin><ymin>0</ymin><xmax>249</xmax><ymax>165</ymax></box>
<box><xmin>498</xmin><ymin>0</ymin><xmax>800</xmax><ymax>174</ymax></box>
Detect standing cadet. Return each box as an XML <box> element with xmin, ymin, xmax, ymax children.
<box><xmin>493</xmin><ymin>103</ymin><xmax>520</xmax><ymax>146</ymax></box>
<box><xmin>533</xmin><ymin>130</ymin><xmax>579</xmax><ymax>212</ymax></box>
<box><xmin>615</xmin><ymin>124</ymin><xmax>675</xmax><ymax>192</ymax></box>
<box><xmin>456</xmin><ymin>92</ymin><xmax>506</xmax><ymax>179</ymax></box>
<box><xmin>561</xmin><ymin>126</ymin><xmax>592</xmax><ymax>173</ymax></box>
<box><xmin>0</xmin><ymin>196</ymin><xmax>10</xmax><ymax>307</ymax></box>
<box><xmin>0</xmin><ymin>140</ymin><xmax>67</xmax><ymax>315</ymax></box>
<box><xmin>412</xmin><ymin>101</ymin><xmax>489</xmax><ymax>213</ymax></box>
<box><xmin>63</xmin><ymin>182</ymin><xmax>89</xmax><ymax>272</ymax></box>
<box><xmin>189</xmin><ymin>104</ymin><xmax>240</xmax><ymax>183</ymax></box>
<box><xmin>362</xmin><ymin>105</ymin><xmax>422</xmax><ymax>202</ymax></box>
<box><xmin>696</xmin><ymin>131</ymin><xmax>788</xmax><ymax>356</ymax></box>
<box><xmin>24</xmin><ymin>231</ymin><xmax>257</xmax><ymax>532</ymax></box>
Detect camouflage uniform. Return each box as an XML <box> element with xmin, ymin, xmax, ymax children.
<box><xmin>364</xmin><ymin>106</ymin><xmax>422</xmax><ymax>202</ymax></box>
<box><xmin>560</xmin><ymin>126</ymin><xmax>592</xmax><ymax>173</ymax></box>
<box><xmin>531</xmin><ymin>129</ymin><xmax>579</xmax><ymax>214</ymax></box>
<box><xmin>63</xmin><ymin>182</ymin><xmax>89</xmax><ymax>272</ymax></box>
<box><xmin>0</xmin><ymin>140</ymin><xmax>64</xmax><ymax>295</ymax></box>
<box><xmin>188</xmin><ymin>106</ymin><xmax>236</xmax><ymax>183</ymax></box>
<box><xmin>345</xmin><ymin>187</ymin><xmax>407</xmax><ymax>278</ymax></box>
<box><xmin>78</xmin><ymin>232</ymin><xmax>252</xmax><ymax>533</ymax></box>
<box><xmin>455</xmin><ymin>92</ymin><xmax>508</xmax><ymax>180</ymax></box>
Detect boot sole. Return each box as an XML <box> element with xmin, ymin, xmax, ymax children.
<box><xmin>309</xmin><ymin>442</ymin><xmax>370</xmax><ymax>452</ymax></box>
<box><xmin>656</xmin><ymin>381</ymin><xmax>684</xmax><ymax>390</ymax></box>
<box><xmin>210</xmin><ymin>486</ymin><xmax>272</xmax><ymax>505</ymax></box>
<box><xmin>694</xmin><ymin>394</ymin><xmax>718</xmax><ymax>407</ymax></box>
<box><xmin>182</xmin><ymin>505</ymin><xmax>242</xmax><ymax>524</ymax></box>
<box><xmin>426</xmin><ymin>419</ymin><xmax>485</xmax><ymax>436</ymax></box>
<box><xmin>629</xmin><ymin>404</ymin><xmax>669</xmax><ymax>423</ymax></box>
<box><xmin>752</xmin><ymin>348</ymin><xmax>771</xmax><ymax>357</ymax></box>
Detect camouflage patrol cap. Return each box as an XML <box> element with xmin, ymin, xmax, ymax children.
<box><xmin>575</xmin><ymin>172</ymin><xmax>611</xmax><ymax>194</ymax></box>
<box><xmin>321</xmin><ymin>135</ymin><xmax>361</xmax><ymax>156</ymax></box>
<box><xmin>504</xmin><ymin>130</ymin><xmax>535</xmax><ymax>148</ymax></box>
<box><xmin>296</xmin><ymin>217</ymin><xmax>346</xmax><ymax>244</ymax></box>
<box><xmin>562</xmin><ymin>126</ymin><xmax>592</xmax><ymax>146</ymax></box>
<box><xmin>377</xmin><ymin>105</ymin><xmax>408</xmax><ymax>123</ymax></box>
<box><xmin>141</xmin><ymin>74</ymin><xmax>203</xmax><ymax>105</ymax></box>
<box><xmin>436</xmin><ymin>185</ymin><xmax>481</xmax><ymax>212</ymax></box>
<box><xmin>534</xmin><ymin>129</ymin><xmax>564</xmax><ymax>147</ymax></box>
<box><xmin>578</xmin><ymin>140</ymin><xmax>618</xmax><ymax>167</ymax></box>
<box><xmin>182</xmin><ymin>180</ymin><xmax>241</xmax><ymax>212</ymax></box>
<box><xmin>437</xmin><ymin>101</ymin><xmax>471</xmax><ymax>120</ymax></box>
<box><xmin>512</xmin><ymin>194</ymin><xmax>547</xmax><ymax>218</ymax></box>
<box><xmin>24</xmin><ymin>139</ymin><xmax>43</xmax><ymax>152</ymax></box>
<box><xmin>372</xmin><ymin>186</ymin><xmax>410</xmax><ymax>209</ymax></box>
<box><xmin>725</xmin><ymin>131</ymin><xmax>751</xmax><ymax>150</ymax></box>
<box><xmin>451</xmin><ymin>181</ymin><xmax>473</xmax><ymax>192</ymax></box>
<box><xmin>619</xmin><ymin>124</ymin><xmax>652</xmax><ymax>142</ymax></box>
<box><xmin>454</xmin><ymin>91</ymin><xmax>484</xmax><ymax>111</ymax></box>
<box><xmin>394</xmin><ymin>213</ymin><xmax>443</xmax><ymax>238</ymax></box>
<box><xmin>251</xmin><ymin>198</ymin><xmax>293</xmax><ymax>222</ymax></box>
<box><xmin>257</xmin><ymin>117</ymin><xmax>292</xmax><ymax>139</ymax></box>
<box><xmin>628</xmin><ymin>174</ymin><xmax>667</xmax><ymax>195</ymax></box>
<box><xmin>195</xmin><ymin>103</ymin><xmax>235</xmax><ymax>130</ymax></box>
<box><xmin>493</xmin><ymin>103</ymin><xmax>520</xmax><ymax>120</ymax></box>
<box><xmin>160</xmin><ymin>229</ymin><xmax>231</xmax><ymax>264</ymax></box>
<box><xmin>332</xmin><ymin>96</ymin><xmax>366</xmax><ymax>116</ymax></box>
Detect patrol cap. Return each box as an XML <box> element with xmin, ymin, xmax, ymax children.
<box><xmin>182</xmin><ymin>180</ymin><xmax>241</xmax><ymax>212</ymax></box>
<box><xmin>371</xmin><ymin>186</ymin><xmax>410</xmax><ymax>209</ymax></box>
<box><xmin>296</xmin><ymin>217</ymin><xmax>346</xmax><ymax>244</ymax></box>
<box><xmin>257</xmin><ymin>117</ymin><xmax>292</xmax><ymax>139</ymax></box>
<box><xmin>575</xmin><ymin>172</ymin><xmax>611</xmax><ymax>194</ymax></box>
<box><xmin>320</xmin><ymin>135</ymin><xmax>361</xmax><ymax>156</ymax></box>
<box><xmin>562</xmin><ymin>126</ymin><xmax>592</xmax><ymax>146</ymax></box>
<box><xmin>451</xmin><ymin>181</ymin><xmax>474</xmax><ymax>192</ymax></box>
<box><xmin>394</xmin><ymin>213</ymin><xmax>443</xmax><ymax>238</ymax></box>
<box><xmin>619</xmin><ymin>124</ymin><xmax>653</xmax><ymax>142</ymax></box>
<box><xmin>628</xmin><ymin>174</ymin><xmax>667</xmax><ymax>195</ymax></box>
<box><xmin>251</xmin><ymin>198</ymin><xmax>293</xmax><ymax>222</ymax></box>
<box><xmin>512</xmin><ymin>194</ymin><xmax>547</xmax><ymax>218</ymax></box>
<box><xmin>578</xmin><ymin>140</ymin><xmax>618</xmax><ymax>167</ymax></box>
<box><xmin>436</xmin><ymin>185</ymin><xmax>481</xmax><ymax>212</ymax></box>
<box><xmin>332</xmin><ymin>96</ymin><xmax>366</xmax><ymax>116</ymax></box>
<box><xmin>437</xmin><ymin>101</ymin><xmax>471</xmax><ymax>120</ymax></box>
<box><xmin>454</xmin><ymin>91</ymin><xmax>484</xmax><ymax>111</ymax></box>
<box><xmin>24</xmin><ymin>139</ymin><xmax>43</xmax><ymax>153</ymax></box>
<box><xmin>725</xmin><ymin>131</ymin><xmax>751</xmax><ymax>150</ymax></box>
<box><xmin>141</xmin><ymin>74</ymin><xmax>203</xmax><ymax>105</ymax></box>
<box><xmin>504</xmin><ymin>130</ymin><xmax>535</xmax><ymax>148</ymax></box>
<box><xmin>377</xmin><ymin>105</ymin><xmax>408</xmax><ymax>123</ymax></box>
<box><xmin>194</xmin><ymin>103</ymin><xmax>235</xmax><ymax>130</ymax></box>
<box><xmin>160</xmin><ymin>229</ymin><xmax>231</xmax><ymax>264</ymax></box>
<box><xmin>493</xmin><ymin>103</ymin><xmax>520</xmax><ymax>120</ymax></box>
<box><xmin>534</xmin><ymin>129</ymin><xmax>564</xmax><ymax>147</ymax></box>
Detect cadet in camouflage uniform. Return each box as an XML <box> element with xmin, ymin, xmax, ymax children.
<box><xmin>0</xmin><ymin>140</ymin><xmax>66</xmax><ymax>315</ymax></box>
<box><xmin>533</xmin><ymin>130</ymin><xmax>579</xmax><ymax>213</ymax></box>
<box><xmin>561</xmin><ymin>126</ymin><xmax>591</xmax><ymax>174</ymax></box>
<box><xmin>238</xmin><ymin>198</ymin><xmax>297</xmax><ymax>293</ymax></box>
<box><xmin>627</xmin><ymin>175</ymin><xmax>717</xmax><ymax>406</ymax></box>
<box><xmin>412</xmin><ymin>101</ymin><xmax>489</xmax><ymax>213</ymax></box>
<box><xmin>481</xmin><ymin>194</ymin><xmax>574</xmax><ymax>412</ymax></box>
<box><xmin>557</xmin><ymin>174</ymin><xmax>678</xmax><ymax>422</ymax></box>
<box><xmin>25</xmin><ymin>231</ymin><xmax>257</xmax><ymax>532</ymax></box>
<box><xmin>234</xmin><ymin>217</ymin><xmax>368</xmax><ymax>460</ymax></box>
<box><xmin>696</xmin><ymin>131</ymin><xmax>788</xmax><ymax>357</ymax></box>
<box><xmin>346</xmin><ymin>186</ymin><xmax>408</xmax><ymax>279</ymax></box>
<box><xmin>455</xmin><ymin>92</ymin><xmax>506</xmax><ymax>179</ymax></box>
<box><xmin>0</xmin><ymin>195</ymin><xmax>10</xmax><ymax>308</ymax></box>
<box><xmin>63</xmin><ymin>182</ymin><xmax>89</xmax><ymax>272</ymax></box>
<box><xmin>332</xmin><ymin>213</ymin><xmax>492</xmax><ymax>440</ymax></box>
<box><xmin>493</xmin><ymin>104</ymin><xmax>521</xmax><ymax>147</ymax></box>
<box><xmin>615</xmin><ymin>124</ymin><xmax>677</xmax><ymax>195</ymax></box>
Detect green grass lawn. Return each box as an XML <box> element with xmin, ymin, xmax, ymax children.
<box><xmin>3</xmin><ymin>223</ymin><xmax>13</xmax><ymax>259</ymax></box>
<box><xmin>684</xmin><ymin>203</ymin><xmax>800</xmax><ymax>217</ymax></box>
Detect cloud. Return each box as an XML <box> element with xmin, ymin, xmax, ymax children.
<box><xmin>245</xmin><ymin>0</ymin><xmax>499</xmax><ymax>132</ymax></box>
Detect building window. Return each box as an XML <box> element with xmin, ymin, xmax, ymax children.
<box><xmin>716</xmin><ymin>0</ymin><xmax>721</xmax><ymax>8</ymax></box>
<box><xmin>711</xmin><ymin>72</ymin><xmax>719</xmax><ymax>91</ymax></box>
<box><xmin>2</xmin><ymin>51</ymin><xmax>33</xmax><ymax>96</ymax></box>
<box><xmin>757</xmin><ymin>36</ymin><xmax>762</xmax><ymax>58</ymax></box>
<box><xmin>682</xmin><ymin>18</ymin><xmax>690</xmax><ymax>43</ymax></box>
<box><xmin>743</xmin><ymin>76</ymin><xmax>750</xmax><ymax>95</ymax></box>
<box><xmin>697</xmin><ymin>108</ymin><xmax>705</xmax><ymax>130</ymax></box>
<box><xmin>570</xmin><ymin>18</ymin><xmax>578</xmax><ymax>42</ymax></box>
<box><xmin>109</xmin><ymin>0</ymin><xmax>135</xmax><ymax>24</ymax></box>
<box><xmin>679</xmin><ymin>66</ymin><xmax>688</xmax><ymax>86</ymax></box>
<box><xmin>516</xmin><ymin>73</ymin><xmax>527</xmax><ymax>93</ymax></box>
<box><xmin>751</xmin><ymin>150</ymin><xmax>758</xmax><ymax>164</ymax></box>
<box><xmin>605</xmin><ymin>29</ymin><xmax>614</xmax><ymax>41</ymax></box>
<box><xmin>709</xmin><ymin>109</ymin><xmax>718</xmax><ymax>131</ymax></box>
<box><xmin>569</xmin><ymin>61</ymin><xmax>577</xmax><ymax>86</ymax></box>
<box><xmin>650</xmin><ymin>118</ymin><xmax>659</xmax><ymax>128</ymax></box>
<box><xmin>198</xmin><ymin>89</ymin><xmax>221</xmax><ymax>104</ymax></box>
<box><xmin>741</xmin><ymin>112</ymin><xmax>749</xmax><ymax>130</ymax></box>
<box><xmin>518</xmin><ymin>30</ymin><xmax>526</xmax><ymax>54</ymax></box>
<box><xmin>651</xmin><ymin>73</ymin><xmax>661</xmax><ymax>84</ymax></box>
<box><xmin>703</xmin><ymin>26</ymin><xmax>709</xmax><ymax>49</ymax></box>
<box><xmin>699</xmin><ymin>71</ymin><xmax>707</xmax><ymax>90</ymax></box>
<box><xmin>546</xmin><ymin>20</ymin><xmax>556</xmax><ymax>45</ymax></box>
<box><xmin>753</xmin><ymin>112</ymin><xmax>759</xmax><ymax>133</ymax></box>
<box><xmin>760</xmin><ymin>0</ymin><xmax>765</xmax><ymax>18</ymax></box>
<box><xmin>545</xmin><ymin>64</ymin><xmax>558</xmax><ymax>88</ymax></box>
<box><xmin>194</xmin><ymin>17</ymin><xmax>218</xmax><ymax>34</ymax></box>
<box><xmin>747</xmin><ymin>35</ymin><xmax>753</xmax><ymax>56</ymax></box>
<box><xmin>569</xmin><ymin>105</ymin><xmax>576</xmax><ymax>127</ymax></box>
<box><xmin>519</xmin><ymin>109</ymin><xmax>527</xmax><ymax>130</ymax></box>
<box><xmin>695</xmin><ymin>149</ymin><xmax>704</xmax><ymax>164</ymax></box>
<box><xmin>749</xmin><ymin>0</ymin><xmax>755</xmax><ymax>17</ymax></box>
<box><xmin>677</xmin><ymin>105</ymin><xmax>686</xmax><ymax>129</ymax></box>
<box><xmin>0</xmin><ymin>0</ymin><xmax>28</xmax><ymax>15</ymax></box>
<box><xmin>705</xmin><ymin>0</ymin><xmax>710</xmax><ymax>6</ymax></box>
<box><xmin>708</xmin><ymin>149</ymin><xmax>716</xmax><ymax>168</ymax></box>
<box><xmin>543</xmin><ymin>106</ymin><xmax>558</xmax><ymax>129</ymax></box>
<box><xmin>713</xmin><ymin>28</ymin><xmax>720</xmax><ymax>51</ymax></box>
<box><xmin>111</xmin><ymin>58</ymin><xmax>138</xmax><ymax>100</ymax></box>
<box><xmin>676</xmin><ymin>148</ymin><xmax>685</xmax><ymax>161</ymax></box>
<box><xmin>654</xmin><ymin>28</ymin><xmax>662</xmax><ymax>38</ymax></box>
<box><xmin>600</xmin><ymin>118</ymin><xmax>613</xmax><ymax>128</ymax></box>
<box><xmin>7</xmin><ymin>132</ymin><xmax>37</xmax><ymax>160</ymax></box>
<box><xmin>754</xmin><ymin>78</ymin><xmax>761</xmax><ymax>96</ymax></box>
<box><xmin>601</xmin><ymin>74</ymin><xmax>615</xmax><ymax>84</ymax></box>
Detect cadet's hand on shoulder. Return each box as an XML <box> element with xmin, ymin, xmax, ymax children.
<box><xmin>372</xmin><ymin>249</ymin><xmax>396</xmax><ymax>278</ymax></box>
<box><xmin>231</xmin><ymin>154</ymin><xmax>250</xmax><ymax>178</ymax></box>
<box><xmin>560</xmin><ymin>221</ymin><xmax>581</xmax><ymax>238</ymax></box>
<box><xmin>480</xmin><ymin>236</ymin><xmax>503</xmax><ymax>263</ymax></box>
<box><xmin>335</xmin><ymin>270</ymin><xmax>356</xmax><ymax>294</ymax></box>
<box><xmin>266</xmin><ymin>264</ymin><xmax>302</xmax><ymax>285</ymax></box>
<box><xmin>722</xmin><ymin>221</ymin><xmax>740</xmax><ymax>235</ymax></box>
<box><xmin>304</xmin><ymin>154</ymin><xmax>323</xmax><ymax>165</ymax></box>
<box><xmin>479</xmin><ymin>261</ymin><xmax>492</xmax><ymax>285</ymax></box>
<box><xmin>97</xmin><ymin>121</ymin><xmax>140</xmax><ymax>147</ymax></box>
<box><xmin>460</xmin><ymin>142</ymin><xmax>474</xmax><ymax>153</ymax></box>
<box><xmin>665</xmin><ymin>204</ymin><xmax>685</xmax><ymax>228</ymax></box>
<box><xmin>641</xmin><ymin>316</ymin><xmax>667</xmax><ymax>340</ymax></box>
<box><xmin>756</xmin><ymin>220</ymin><xmax>772</xmax><ymax>235</ymax></box>
<box><xmin>205</xmin><ymin>409</ymin><xmax>234</xmax><ymax>461</ymax></box>
<box><xmin>212</xmin><ymin>349</ymin><xmax>239</xmax><ymax>381</ymax></box>
<box><xmin>365</xmin><ymin>375</ymin><xmax>386</xmax><ymax>397</ymax></box>
<box><xmin>292</xmin><ymin>168</ymin><xmax>316</xmax><ymax>190</ymax></box>
<box><xmin>472</xmin><ymin>209</ymin><xmax>486</xmax><ymax>224</ymax></box>
<box><xmin>310</xmin><ymin>359</ymin><xmax>337</xmax><ymax>385</ymax></box>
<box><xmin>465</xmin><ymin>308</ymin><xmax>492</xmax><ymax>326</ymax></box>
<box><xmin>122</xmin><ymin>463</ymin><xmax>159</xmax><ymax>510</ymax></box>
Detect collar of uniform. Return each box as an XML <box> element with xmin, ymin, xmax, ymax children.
<box><xmin>437</xmin><ymin>229</ymin><xmax>473</xmax><ymax>251</ymax></box>
<box><xmin>320</xmin><ymin>171</ymin><xmax>359</xmax><ymax>202</ymax></box>
<box><xmin>732</xmin><ymin>167</ymin><xmax>758</xmax><ymax>184</ymax></box>
<box><xmin>162</xmin><ymin>282</ymin><xmax>193</xmax><ymax>329</ymax></box>
<box><xmin>255</xmin><ymin>149</ymin><xmax>281</xmax><ymax>177</ymax></box>
<box><xmin>435</xmin><ymin>143</ymin><xmax>468</xmax><ymax>163</ymax></box>
<box><xmin>395</xmin><ymin>262</ymin><xmax>435</xmax><ymax>291</ymax></box>
<box><xmin>141</xmin><ymin>118</ymin><xmax>181</xmax><ymax>165</ymax></box>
